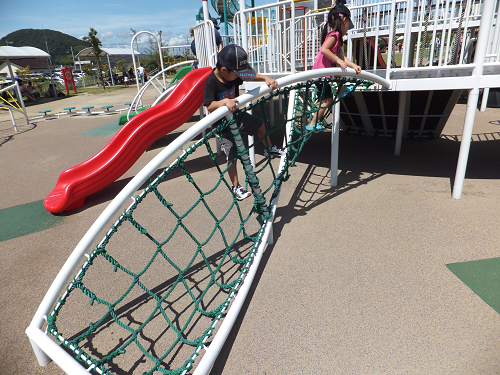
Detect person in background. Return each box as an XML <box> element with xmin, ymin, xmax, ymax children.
<box><xmin>190</xmin><ymin>18</ymin><xmax>224</xmax><ymax>70</ymax></box>
<box><xmin>17</xmin><ymin>79</ymin><xmax>37</xmax><ymax>102</ymax></box>
<box><xmin>26</xmin><ymin>81</ymin><xmax>40</xmax><ymax>100</ymax></box>
<box><xmin>138</xmin><ymin>63</ymin><xmax>146</xmax><ymax>85</ymax></box>
<box><xmin>47</xmin><ymin>83</ymin><xmax>65</xmax><ymax>98</ymax></box>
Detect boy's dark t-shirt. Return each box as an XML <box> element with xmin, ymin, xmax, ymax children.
<box><xmin>203</xmin><ymin>69</ymin><xmax>244</xmax><ymax>132</ymax></box>
<box><xmin>203</xmin><ymin>69</ymin><xmax>243</xmax><ymax>107</ymax></box>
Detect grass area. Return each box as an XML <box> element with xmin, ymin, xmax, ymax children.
<box><xmin>381</xmin><ymin>51</ymin><xmax>403</xmax><ymax>66</ymax></box>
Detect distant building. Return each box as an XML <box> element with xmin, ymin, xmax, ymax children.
<box><xmin>0</xmin><ymin>57</ymin><xmax>51</xmax><ymax>75</ymax></box>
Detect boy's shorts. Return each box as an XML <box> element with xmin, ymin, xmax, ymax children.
<box><xmin>314</xmin><ymin>82</ymin><xmax>333</xmax><ymax>99</ymax></box>
<box><xmin>218</xmin><ymin>112</ymin><xmax>262</xmax><ymax>161</ymax></box>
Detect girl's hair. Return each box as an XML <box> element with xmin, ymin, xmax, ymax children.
<box><xmin>320</xmin><ymin>11</ymin><xmax>344</xmax><ymax>44</ymax></box>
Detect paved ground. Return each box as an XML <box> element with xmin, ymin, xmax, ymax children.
<box><xmin>1</xmin><ymin>88</ymin><xmax>500</xmax><ymax>374</ymax></box>
<box><xmin>0</xmin><ymin>85</ymin><xmax>152</xmax><ymax>124</ymax></box>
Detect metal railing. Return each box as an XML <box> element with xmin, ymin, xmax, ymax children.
<box><xmin>231</xmin><ymin>0</ymin><xmax>499</xmax><ymax>80</ymax></box>
<box><xmin>126</xmin><ymin>60</ymin><xmax>194</xmax><ymax>121</ymax></box>
<box><xmin>233</xmin><ymin>0</ymin><xmax>296</xmax><ymax>73</ymax></box>
<box><xmin>192</xmin><ymin>20</ymin><xmax>219</xmax><ymax>69</ymax></box>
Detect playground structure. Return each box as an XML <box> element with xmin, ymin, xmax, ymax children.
<box><xmin>27</xmin><ymin>67</ymin><xmax>390</xmax><ymax>375</ymax></box>
<box><xmin>230</xmin><ymin>0</ymin><xmax>500</xmax><ymax>198</ymax></box>
<box><xmin>26</xmin><ymin>0</ymin><xmax>499</xmax><ymax>374</ymax></box>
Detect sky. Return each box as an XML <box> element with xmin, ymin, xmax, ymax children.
<box><xmin>0</xmin><ymin>0</ymin><xmax>270</xmax><ymax>50</ymax></box>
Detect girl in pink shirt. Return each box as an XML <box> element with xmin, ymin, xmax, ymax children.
<box><xmin>308</xmin><ymin>3</ymin><xmax>361</xmax><ymax>131</ymax></box>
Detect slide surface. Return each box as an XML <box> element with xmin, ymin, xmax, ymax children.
<box><xmin>44</xmin><ymin>67</ymin><xmax>212</xmax><ymax>213</ymax></box>
<box><xmin>356</xmin><ymin>38</ymin><xmax>387</xmax><ymax>69</ymax></box>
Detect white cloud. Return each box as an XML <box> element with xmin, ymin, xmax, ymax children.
<box><xmin>167</xmin><ymin>34</ymin><xmax>192</xmax><ymax>46</ymax></box>
<box><xmin>100</xmin><ymin>31</ymin><xmax>115</xmax><ymax>41</ymax></box>
<box><xmin>116</xmin><ymin>30</ymin><xmax>131</xmax><ymax>40</ymax></box>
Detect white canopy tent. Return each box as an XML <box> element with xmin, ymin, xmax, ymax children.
<box><xmin>75</xmin><ymin>47</ymin><xmax>141</xmax><ymax>87</ymax></box>
<box><xmin>0</xmin><ymin>46</ymin><xmax>50</xmax><ymax>82</ymax></box>
<box><xmin>0</xmin><ymin>46</ymin><xmax>51</xmax><ymax>129</ymax></box>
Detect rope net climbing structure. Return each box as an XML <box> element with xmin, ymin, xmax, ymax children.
<box><xmin>27</xmin><ymin>71</ymin><xmax>383</xmax><ymax>375</ymax></box>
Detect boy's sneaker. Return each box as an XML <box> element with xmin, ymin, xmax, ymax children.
<box><xmin>264</xmin><ymin>145</ymin><xmax>288</xmax><ymax>158</ymax></box>
<box><xmin>233</xmin><ymin>185</ymin><xmax>252</xmax><ymax>201</ymax></box>
<box><xmin>338</xmin><ymin>85</ymin><xmax>355</xmax><ymax>99</ymax></box>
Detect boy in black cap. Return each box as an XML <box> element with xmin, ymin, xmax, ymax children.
<box><xmin>204</xmin><ymin>44</ymin><xmax>286</xmax><ymax>201</ymax></box>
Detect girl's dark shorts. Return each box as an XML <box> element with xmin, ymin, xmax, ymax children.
<box><xmin>314</xmin><ymin>82</ymin><xmax>333</xmax><ymax>99</ymax></box>
<box><xmin>217</xmin><ymin>112</ymin><xmax>262</xmax><ymax>161</ymax></box>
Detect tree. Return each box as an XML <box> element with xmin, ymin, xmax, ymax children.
<box><xmin>117</xmin><ymin>59</ymin><xmax>126</xmax><ymax>74</ymax></box>
<box><xmin>83</xmin><ymin>28</ymin><xmax>105</xmax><ymax>89</ymax></box>
<box><xmin>143</xmin><ymin>36</ymin><xmax>172</xmax><ymax>74</ymax></box>
<box><xmin>16</xmin><ymin>65</ymin><xmax>32</xmax><ymax>78</ymax></box>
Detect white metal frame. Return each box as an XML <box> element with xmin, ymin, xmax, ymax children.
<box><xmin>193</xmin><ymin>20</ymin><xmax>219</xmax><ymax>69</ymax></box>
<box><xmin>233</xmin><ymin>0</ymin><xmax>296</xmax><ymax>73</ymax></box>
<box><xmin>125</xmin><ymin>60</ymin><xmax>194</xmax><ymax>121</ymax></box>
<box><xmin>26</xmin><ymin>68</ymin><xmax>390</xmax><ymax>375</ymax></box>
<box><xmin>0</xmin><ymin>81</ymin><xmax>29</xmax><ymax>131</ymax></box>
<box><xmin>131</xmin><ymin>31</ymin><xmax>166</xmax><ymax>93</ymax></box>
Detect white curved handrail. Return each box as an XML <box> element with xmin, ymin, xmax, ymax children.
<box><xmin>26</xmin><ymin>68</ymin><xmax>390</xmax><ymax>374</ymax></box>
<box><xmin>126</xmin><ymin>60</ymin><xmax>194</xmax><ymax>121</ymax></box>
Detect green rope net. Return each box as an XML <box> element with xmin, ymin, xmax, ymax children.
<box><xmin>45</xmin><ymin>75</ymin><xmax>373</xmax><ymax>375</ymax></box>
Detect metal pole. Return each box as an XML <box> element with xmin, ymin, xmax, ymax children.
<box><xmin>291</xmin><ymin>2</ymin><xmax>296</xmax><ymax>72</ymax></box>
<box><xmin>78</xmin><ymin>56</ymin><xmax>86</xmax><ymax>88</ymax></box>
<box><xmin>240</xmin><ymin>0</ymin><xmax>248</xmax><ymax>52</ymax></box>
<box><xmin>70</xmin><ymin>46</ymin><xmax>76</xmax><ymax>69</ymax></box>
<box><xmin>6</xmin><ymin>58</ymin><xmax>21</xmax><ymax>104</ymax></box>
<box><xmin>394</xmin><ymin>91</ymin><xmax>407</xmax><ymax>156</ymax></box>
<box><xmin>330</xmin><ymin>101</ymin><xmax>340</xmax><ymax>187</ymax></box>
<box><xmin>203</xmin><ymin>0</ymin><xmax>210</xmax><ymax>23</ymax></box>
<box><xmin>386</xmin><ymin>0</ymin><xmax>397</xmax><ymax>81</ymax></box>
<box><xmin>452</xmin><ymin>0</ymin><xmax>495</xmax><ymax>199</ymax></box>
<box><xmin>8</xmin><ymin>108</ymin><xmax>18</xmax><ymax>133</ymax></box>
<box><xmin>223</xmin><ymin>0</ymin><xmax>229</xmax><ymax>36</ymax></box>
<box><xmin>107</xmin><ymin>54</ymin><xmax>115</xmax><ymax>86</ymax></box>
<box><xmin>158</xmin><ymin>30</ymin><xmax>166</xmax><ymax>89</ymax></box>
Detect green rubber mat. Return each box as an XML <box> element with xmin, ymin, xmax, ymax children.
<box><xmin>0</xmin><ymin>200</ymin><xmax>64</xmax><ymax>242</ymax></box>
<box><xmin>447</xmin><ymin>258</ymin><xmax>500</xmax><ymax>314</ymax></box>
<box><xmin>77</xmin><ymin>120</ymin><xmax>121</xmax><ymax>136</ymax></box>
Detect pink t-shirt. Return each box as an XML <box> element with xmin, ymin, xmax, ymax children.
<box><xmin>312</xmin><ymin>30</ymin><xmax>342</xmax><ymax>69</ymax></box>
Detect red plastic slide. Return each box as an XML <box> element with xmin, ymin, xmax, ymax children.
<box><xmin>355</xmin><ymin>38</ymin><xmax>387</xmax><ymax>69</ymax></box>
<box><xmin>44</xmin><ymin>67</ymin><xmax>212</xmax><ymax>213</ymax></box>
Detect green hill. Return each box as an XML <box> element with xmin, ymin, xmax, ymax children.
<box><xmin>0</xmin><ymin>29</ymin><xmax>88</xmax><ymax>66</ymax></box>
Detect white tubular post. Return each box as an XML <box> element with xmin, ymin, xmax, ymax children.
<box><xmin>248</xmin><ymin>135</ymin><xmax>256</xmax><ymax>167</ymax></box>
<box><xmin>8</xmin><ymin>108</ymin><xmax>18</xmax><ymax>132</ymax></box>
<box><xmin>202</xmin><ymin>0</ymin><xmax>210</xmax><ymax>23</ymax></box>
<box><xmin>330</xmin><ymin>100</ymin><xmax>340</xmax><ymax>187</ymax></box>
<box><xmin>452</xmin><ymin>88</ymin><xmax>479</xmax><ymax>199</ymax></box>
<box><xmin>28</xmin><ymin>337</ymin><xmax>52</xmax><ymax>367</ymax></box>
<box><xmin>239</xmin><ymin>0</ymin><xmax>248</xmax><ymax>52</ymax></box>
<box><xmin>107</xmin><ymin>54</ymin><xmax>114</xmax><ymax>86</ymax></box>
<box><xmin>14</xmin><ymin>81</ymin><xmax>28</xmax><ymax>124</ymax></box>
<box><xmin>79</xmin><ymin>57</ymin><xmax>86</xmax><ymax>88</ymax></box>
<box><xmin>452</xmin><ymin>0</ymin><xmax>495</xmax><ymax>199</ymax></box>
<box><xmin>480</xmin><ymin>88</ymin><xmax>489</xmax><ymax>112</ymax></box>
<box><xmin>394</xmin><ymin>91</ymin><xmax>407</xmax><ymax>156</ymax></box>
<box><xmin>402</xmin><ymin>0</ymin><xmax>413</xmax><ymax>68</ymax></box>
<box><xmin>290</xmin><ymin>4</ymin><xmax>296</xmax><ymax>72</ymax></box>
<box><xmin>386</xmin><ymin>0</ymin><xmax>397</xmax><ymax>81</ymax></box>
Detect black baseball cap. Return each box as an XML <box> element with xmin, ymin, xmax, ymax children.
<box><xmin>330</xmin><ymin>4</ymin><xmax>354</xmax><ymax>30</ymax></box>
<box><xmin>218</xmin><ymin>44</ymin><xmax>256</xmax><ymax>81</ymax></box>
<box><xmin>210</xmin><ymin>18</ymin><xmax>220</xmax><ymax>30</ymax></box>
